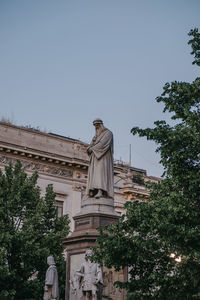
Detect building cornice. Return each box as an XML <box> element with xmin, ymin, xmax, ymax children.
<box><xmin>0</xmin><ymin>142</ymin><xmax>88</xmax><ymax>169</ymax></box>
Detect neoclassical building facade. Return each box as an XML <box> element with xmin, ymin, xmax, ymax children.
<box><xmin>0</xmin><ymin>121</ymin><xmax>159</xmax><ymax>231</ymax></box>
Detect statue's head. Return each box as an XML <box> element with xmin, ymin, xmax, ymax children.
<box><xmin>93</xmin><ymin>119</ymin><xmax>104</xmax><ymax>135</ymax></box>
<box><xmin>85</xmin><ymin>249</ymin><xmax>93</xmax><ymax>261</ymax></box>
<box><xmin>47</xmin><ymin>255</ymin><xmax>55</xmax><ymax>266</ymax></box>
<box><xmin>93</xmin><ymin>118</ymin><xmax>103</xmax><ymax>127</ymax></box>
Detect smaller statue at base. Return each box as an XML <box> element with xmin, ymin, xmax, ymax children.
<box><xmin>43</xmin><ymin>256</ymin><xmax>59</xmax><ymax>300</ymax></box>
<box><xmin>72</xmin><ymin>249</ymin><xmax>103</xmax><ymax>300</ymax></box>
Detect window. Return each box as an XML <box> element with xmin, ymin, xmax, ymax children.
<box><xmin>54</xmin><ymin>200</ymin><xmax>63</xmax><ymax>218</ymax></box>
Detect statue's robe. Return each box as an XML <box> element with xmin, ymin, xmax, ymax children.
<box><xmin>86</xmin><ymin>128</ymin><xmax>114</xmax><ymax>198</ymax></box>
<box><xmin>44</xmin><ymin>265</ymin><xmax>59</xmax><ymax>300</ymax></box>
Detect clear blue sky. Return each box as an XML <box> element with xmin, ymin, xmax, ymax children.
<box><xmin>0</xmin><ymin>0</ymin><xmax>199</xmax><ymax>177</ymax></box>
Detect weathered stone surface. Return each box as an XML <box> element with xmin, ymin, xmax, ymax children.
<box><xmin>43</xmin><ymin>256</ymin><xmax>59</xmax><ymax>300</ymax></box>
<box><xmin>0</xmin><ymin>155</ymin><xmax>73</xmax><ymax>178</ymax></box>
<box><xmin>81</xmin><ymin>197</ymin><xmax>117</xmax><ymax>215</ymax></box>
<box><xmin>0</xmin><ymin>122</ymin><xmax>88</xmax><ymax>160</ymax></box>
<box><xmin>86</xmin><ymin>119</ymin><xmax>114</xmax><ymax>199</ymax></box>
<box><xmin>70</xmin><ymin>250</ymin><xmax>103</xmax><ymax>300</ymax></box>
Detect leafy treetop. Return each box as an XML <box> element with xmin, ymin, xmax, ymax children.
<box><xmin>93</xmin><ymin>28</ymin><xmax>200</xmax><ymax>299</ymax></box>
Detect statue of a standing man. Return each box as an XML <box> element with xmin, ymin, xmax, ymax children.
<box><xmin>43</xmin><ymin>256</ymin><xmax>59</xmax><ymax>300</ymax></box>
<box><xmin>75</xmin><ymin>249</ymin><xmax>103</xmax><ymax>300</ymax></box>
<box><xmin>86</xmin><ymin>119</ymin><xmax>114</xmax><ymax>199</ymax></box>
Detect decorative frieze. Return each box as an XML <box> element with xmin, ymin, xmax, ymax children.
<box><xmin>73</xmin><ymin>143</ymin><xmax>87</xmax><ymax>152</ymax></box>
<box><xmin>0</xmin><ymin>145</ymin><xmax>89</xmax><ymax>170</ymax></box>
<box><xmin>0</xmin><ymin>155</ymin><xmax>73</xmax><ymax>178</ymax></box>
<box><xmin>72</xmin><ymin>185</ymin><xmax>86</xmax><ymax>192</ymax></box>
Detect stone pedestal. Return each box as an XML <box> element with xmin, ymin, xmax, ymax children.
<box><xmin>63</xmin><ymin>197</ymin><xmax>126</xmax><ymax>300</ymax></box>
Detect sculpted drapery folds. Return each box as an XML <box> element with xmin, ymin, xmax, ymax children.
<box><xmin>75</xmin><ymin>250</ymin><xmax>103</xmax><ymax>300</ymax></box>
<box><xmin>86</xmin><ymin>119</ymin><xmax>114</xmax><ymax>199</ymax></box>
<box><xmin>43</xmin><ymin>256</ymin><xmax>59</xmax><ymax>300</ymax></box>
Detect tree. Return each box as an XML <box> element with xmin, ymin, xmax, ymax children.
<box><xmin>0</xmin><ymin>161</ymin><xmax>70</xmax><ymax>300</ymax></box>
<box><xmin>93</xmin><ymin>28</ymin><xmax>200</xmax><ymax>299</ymax></box>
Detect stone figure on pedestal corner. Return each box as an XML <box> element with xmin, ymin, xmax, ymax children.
<box><xmin>86</xmin><ymin>119</ymin><xmax>114</xmax><ymax>199</ymax></box>
<box><xmin>73</xmin><ymin>249</ymin><xmax>103</xmax><ymax>300</ymax></box>
<box><xmin>43</xmin><ymin>256</ymin><xmax>59</xmax><ymax>300</ymax></box>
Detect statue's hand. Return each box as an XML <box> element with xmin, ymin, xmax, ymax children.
<box><xmin>93</xmin><ymin>278</ymin><xmax>98</xmax><ymax>285</ymax></box>
<box><xmin>44</xmin><ymin>285</ymin><xmax>48</xmax><ymax>292</ymax></box>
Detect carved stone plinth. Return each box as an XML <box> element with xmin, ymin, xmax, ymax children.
<box><xmin>63</xmin><ymin>197</ymin><xmax>126</xmax><ymax>300</ymax></box>
<box><xmin>81</xmin><ymin>197</ymin><xmax>117</xmax><ymax>214</ymax></box>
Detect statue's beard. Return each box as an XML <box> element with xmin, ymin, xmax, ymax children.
<box><xmin>96</xmin><ymin>125</ymin><xmax>104</xmax><ymax>137</ymax></box>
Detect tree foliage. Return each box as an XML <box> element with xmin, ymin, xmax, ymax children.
<box><xmin>93</xmin><ymin>29</ymin><xmax>200</xmax><ymax>299</ymax></box>
<box><xmin>188</xmin><ymin>28</ymin><xmax>200</xmax><ymax>66</ymax></box>
<box><xmin>0</xmin><ymin>161</ymin><xmax>70</xmax><ymax>300</ymax></box>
